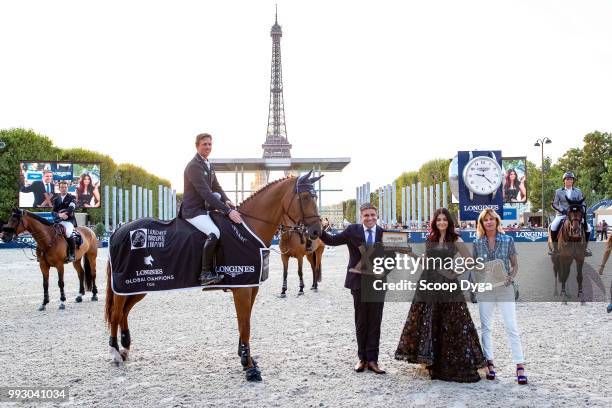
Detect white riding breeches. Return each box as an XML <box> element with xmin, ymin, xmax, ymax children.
<box><xmin>550</xmin><ymin>215</ymin><xmax>591</xmax><ymax>232</ymax></box>
<box><xmin>186</xmin><ymin>214</ymin><xmax>220</xmax><ymax>238</ymax></box>
<box><xmin>60</xmin><ymin>221</ymin><xmax>74</xmax><ymax>238</ymax></box>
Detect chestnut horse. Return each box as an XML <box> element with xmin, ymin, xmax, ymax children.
<box><xmin>279</xmin><ymin>221</ymin><xmax>323</xmax><ymax>297</ymax></box>
<box><xmin>104</xmin><ymin>172</ymin><xmax>322</xmax><ymax>381</ymax></box>
<box><xmin>1</xmin><ymin>209</ymin><xmax>99</xmax><ymax>310</ymax></box>
<box><xmin>548</xmin><ymin>198</ymin><xmax>588</xmax><ymax>304</ymax></box>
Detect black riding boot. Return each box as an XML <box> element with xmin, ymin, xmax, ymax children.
<box><xmin>199</xmin><ymin>233</ymin><xmax>223</xmax><ymax>285</ymax></box>
<box><xmin>584</xmin><ymin>229</ymin><xmax>592</xmax><ymax>257</ymax></box>
<box><xmin>67</xmin><ymin>236</ymin><xmax>76</xmax><ymax>262</ymax></box>
<box><xmin>548</xmin><ymin>229</ymin><xmax>559</xmax><ymax>255</ymax></box>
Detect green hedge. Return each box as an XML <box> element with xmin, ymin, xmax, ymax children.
<box><xmin>0</xmin><ymin>128</ymin><xmax>171</xmax><ymax>224</ymax></box>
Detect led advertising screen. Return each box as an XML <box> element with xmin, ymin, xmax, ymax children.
<box><xmin>501</xmin><ymin>157</ymin><xmax>527</xmax><ymax>203</ymax></box>
<box><xmin>19</xmin><ymin>161</ymin><xmax>102</xmax><ymax>208</ymax></box>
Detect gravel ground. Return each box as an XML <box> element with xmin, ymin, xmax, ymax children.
<box><xmin>0</xmin><ymin>242</ymin><xmax>610</xmax><ymax>407</ymax></box>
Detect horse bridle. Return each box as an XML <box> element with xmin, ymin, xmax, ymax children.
<box><xmin>2</xmin><ymin>210</ymin><xmax>24</xmax><ymax>236</ymax></box>
<box><xmin>240</xmin><ymin>178</ymin><xmax>321</xmax><ymax>231</ymax></box>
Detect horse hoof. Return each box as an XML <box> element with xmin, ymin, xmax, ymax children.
<box><xmin>110</xmin><ymin>347</ymin><xmax>124</xmax><ymax>364</ymax></box>
<box><xmin>120</xmin><ymin>349</ymin><xmax>129</xmax><ymax>361</ymax></box>
<box><xmin>279</xmin><ymin>293</ymin><xmax>286</xmax><ymax>298</ymax></box>
<box><xmin>38</xmin><ymin>304</ymin><xmax>46</xmax><ymax>311</ymax></box>
<box><xmin>91</xmin><ymin>295</ymin><xmax>98</xmax><ymax>302</ymax></box>
<box><xmin>75</xmin><ymin>296</ymin><xmax>82</xmax><ymax>303</ymax></box>
<box><xmin>58</xmin><ymin>303</ymin><xmax>65</xmax><ymax>310</ymax></box>
<box><xmin>242</xmin><ymin>359</ymin><xmax>258</xmax><ymax>371</ymax></box>
<box><xmin>245</xmin><ymin>366</ymin><xmax>262</xmax><ymax>382</ymax></box>
<box><xmin>297</xmin><ymin>292</ymin><xmax>304</xmax><ymax>296</ymax></box>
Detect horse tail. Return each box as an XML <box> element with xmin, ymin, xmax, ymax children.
<box><xmin>83</xmin><ymin>256</ymin><xmax>93</xmax><ymax>292</ymax></box>
<box><xmin>104</xmin><ymin>261</ymin><xmax>113</xmax><ymax>328</ymax></box>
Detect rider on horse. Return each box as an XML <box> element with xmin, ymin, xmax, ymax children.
<box><xmin>179</xmin><ymin>133</ymin><xmax>244</xmax><ymax>286</ymax></box>
<box><xmin>548</xmin><ymin>172</ymin><xmax>592</xmax><ymax>256</ymax></box>
<box><xmin>52</xmin><ymin>180</ymin><xmax>78</xmax><ymax>261</ymax></box>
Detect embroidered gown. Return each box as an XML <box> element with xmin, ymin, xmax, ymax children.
<box><xmin>394</xmin><ymin>242</ymin><xmax>486</xmax><ymax>382</ymax></box>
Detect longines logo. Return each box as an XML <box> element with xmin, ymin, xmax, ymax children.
<box><xmin>215</xmin><ymin>265</ymin><xmax>255</xmax><ymax>277</ymax></box>
<box><xmin>464</xmin><ymin>204</ymin><xmax>500</xmax><ymax>212</ymax></box>
<box><xmin>515</xmin><ymin>231</ymin><xmax>546</xmax><ymax>242</ymax></box>
<box><xmin>130</xmin><ymin>229</ymin><xmax>147</xmax><ymax>249</ymax></box>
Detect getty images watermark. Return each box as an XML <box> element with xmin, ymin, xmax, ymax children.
<box><xmin>369</xmin><ymin>253</ymin><xmax>491</xmax><ymax>292</ymax></box>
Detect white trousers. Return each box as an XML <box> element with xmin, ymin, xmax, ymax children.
<box><xmin>550</xmin><ymin>214</ymin><xmax>592</xmax><ymax>232</ymax></box>
<box><xmin>60</xmin><ymin>221</ymin><xmax>74</xmax><ymax>238</ymax></box>
<box><xmin>186</xmin><ymin>214</ymin><xmax>220</xmax><ymax>238</ymax></box>
<box><xmin>478</xmin><ymin>285</ymin><xmax>525</xmax><ymax>364</ymax></box>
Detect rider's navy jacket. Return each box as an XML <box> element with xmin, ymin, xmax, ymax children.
<box><xmin>551</xmin><ymin>187</ymin><xmax>584</xmax><ymax>215</ymax></box>
<box><xmin>52</xmin><ymin>193</ymin><xmax>77</xmax><ymax>226</ymax></box>
<box><xmin>180</xmin><ymin>154</ymin><xmax>230</xmax><ymax>219</ymax></box>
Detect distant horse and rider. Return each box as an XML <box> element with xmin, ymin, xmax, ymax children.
<box><xmin>278</xmin><ymin>217</ymin><xmax>324</xmax><ymax>297</ymax></box>
<box><xmin>548</xmin><ymin>197</ymin><xmax>589</xmax><ymax>304</ymax></box>
<box><xmin>105</xmin><ymin>172</ymin><xmax>323</xmax><ymax>382</ymax></box>
<box><xmin>1</xmin><ymin>209</ymin><xmax>99</xmax><ymax>310</ymax></box>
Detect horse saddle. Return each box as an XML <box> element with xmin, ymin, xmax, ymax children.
<box><xmin>53</xmin><ymin>224</ymin><xmax>82</xmax><ymax>247</ymax></box>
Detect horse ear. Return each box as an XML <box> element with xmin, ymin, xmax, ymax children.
<box><xmin>309</xmin><ymin>174</ymin><xmax>324</xmax><ymax>183</ymax></box>
<box><xmin>304</xmin><ymin>170</ymin><xmax>313</xmax><ymax>179</ymax></box>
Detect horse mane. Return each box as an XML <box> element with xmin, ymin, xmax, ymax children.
<box><xmin>25</xmin><ymin>211</ymin><xmax>54</xmax><ymax>226</ymax></box>
<box><xmin>238</xmin><ymin>176</ymin><xmax>295</xmax><ymax>209</ymax></box>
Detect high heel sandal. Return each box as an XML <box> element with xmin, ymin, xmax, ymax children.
<box><xmin>516</xmin><ymin>367</ymin><xmax>528</xmax><ymax>385</ymax></box>
<box><xmin>486</xmin><ymin>361</ymin><xmax>496</xmax><ymax>380</ymax></box>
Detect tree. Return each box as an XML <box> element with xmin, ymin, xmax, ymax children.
<box><xmin>0</xmin><ymin>128</ymin><xmax>172</xmax><ymax>223</ymax></box>
<box><xmin>580</xmin><ymin>131</ymin><xmax>612</xmax><ymax>196</ymax></box>
<box><xmin>342</xmin><ymin>199</ymin><xmax>356</xmax><ymax>223</ymax></box>
<box><xmin>0</xmin><ymin>129</ymin><xmax>61</xmax><ymax>220</ymax></box>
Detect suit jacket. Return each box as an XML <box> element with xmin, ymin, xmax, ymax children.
<box><xmin>52</xmin><ymin>193</ymin><xmax>77</xmax><ymax>226</ymax></box>
<box><xmin>20</xmin><ymin>181</ymin><xmax>51</xmax><ymax>208</ymax></box>
<box><xmin>320</xmin><ymin>223</ymin><xmax>384</xmax><ymax>290</ymax></box>
<box><xmin>180</xmin><ymin>154</ymin><xmax>230</xmax><ymax>219</ymax></box>
<box><xmin>551</xmin><ymin>187</ymin><xmax>584</xmax><ymax>215</ymax></box>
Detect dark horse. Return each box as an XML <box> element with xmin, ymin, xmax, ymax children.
<box><xmin>548</xmin><ymin>198</ymin><xmax>588</xmax><ymax>304</ymax></box>
<box><xmin>279</xmin><ymin>219</ymin><xmax>324</xmax><ymax>297</ymax></box>
<box><xmin>1</xmin><ymin>209</ymin><xmax>99</xmax><ymax>310</ymax></box>
<box><xmin>104</xmin><ymin>172</ymin><xmax>322</xmax><ymax>381</ymax></box>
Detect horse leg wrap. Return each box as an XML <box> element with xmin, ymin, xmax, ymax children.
<box><xmin>109</xmin><ymin>336</ymin><xmax>119</xmax><ymax>351</ymax></box>
<box><xmin>239</xmin><ymin>342</ymin><xmax>258</xmax><ymax>369</ymax></box>
<box><xmin>121</xmin><ymin>330</ymin><xmax>131</xmax><ymax>349</ymax></box>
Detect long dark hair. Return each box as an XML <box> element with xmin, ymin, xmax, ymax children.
<box><xmin>77</xmin><ymin>173</ymin><xmax>94</xmax><ymax>194</ymax></box>
<box><xmin>504</xmin><ymin>168</ymin><xmax>518</xmax><ymax>190</ymax></box>
<box><xmin>428</xmin><ymin>208</ymin><xmax>459</xmax><ymax>243</ymax></box>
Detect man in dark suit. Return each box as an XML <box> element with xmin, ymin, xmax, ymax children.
<box><xmin>180</xmin><ymin>133</ymin><xmax>243</xmax><ymax>285</ymax></box>
<box><xmin>52</xmin><ymin>181</ymin><xmax>78</xmax><ymax>261</ymax></box>
<box><xmin>20</xmin><ymin>170</ymin><xmax>54</xmax><ymax>208</ymax></box>
<box><xmin>320</xmin><ymin>202</ymin><xmax>387</xmax><ymax>374</ymax></box>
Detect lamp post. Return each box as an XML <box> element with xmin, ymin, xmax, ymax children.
<box><xmin>534</xmin><ymin>137</ymin><xmax>552</xmax><ymax>227</ymax></box>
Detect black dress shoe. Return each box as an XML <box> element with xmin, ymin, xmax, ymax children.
<box><xmin>367</xmin><ymin>361</ymin><xmax>386</xmax><ymax>374</ymax></box>
<box><xmin>354</xmin><ymin>360</ymin><xmax>366</xmax><ymax>372</ymax></box>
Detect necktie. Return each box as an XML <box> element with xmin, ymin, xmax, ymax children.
<box><xmin>366</xmin><ymin>229</ymin><xmax>374</xmax><ymax>246</ymax></box>
<box><xmin>46</xmin><ymin>184</ymin><xmax>50</xmax><ymax>193</ymax></box>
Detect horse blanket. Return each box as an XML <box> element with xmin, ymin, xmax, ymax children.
<box><xmin>109</xmin><ymin>214</ymin><xmax>269</xmax><ymax>294</ymax></box>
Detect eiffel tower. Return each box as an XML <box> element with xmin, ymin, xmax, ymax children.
<box><xmin>261</xmin><ymin>8</ymin><xmax>292</xmax><ymax>159</ymax></box>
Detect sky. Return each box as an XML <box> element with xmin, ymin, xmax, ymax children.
<box><xmin>1</xmin><ymin>0</ymin><xmax>611</xmax><ymax>204</ymax></box>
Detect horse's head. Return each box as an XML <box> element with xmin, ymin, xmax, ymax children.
<box><xmin>1</xmin><ymin>208</ymin><xmax>25</xmax><ymax>243</ymax></box>
<box><xmin>565</xmin><ymin>198</ymin><xmax>586</xmax><ymax>238</ymax></box>
<box><xmin>283</xmin><ymin>171</ymin><xmax>323</xmax><ymax>241</ymax></box>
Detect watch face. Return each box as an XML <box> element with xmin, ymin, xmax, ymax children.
<box><xmin>463</xmin><ymin>156</ymin><xmax>503</xmax><ymax>195</ymax></box>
